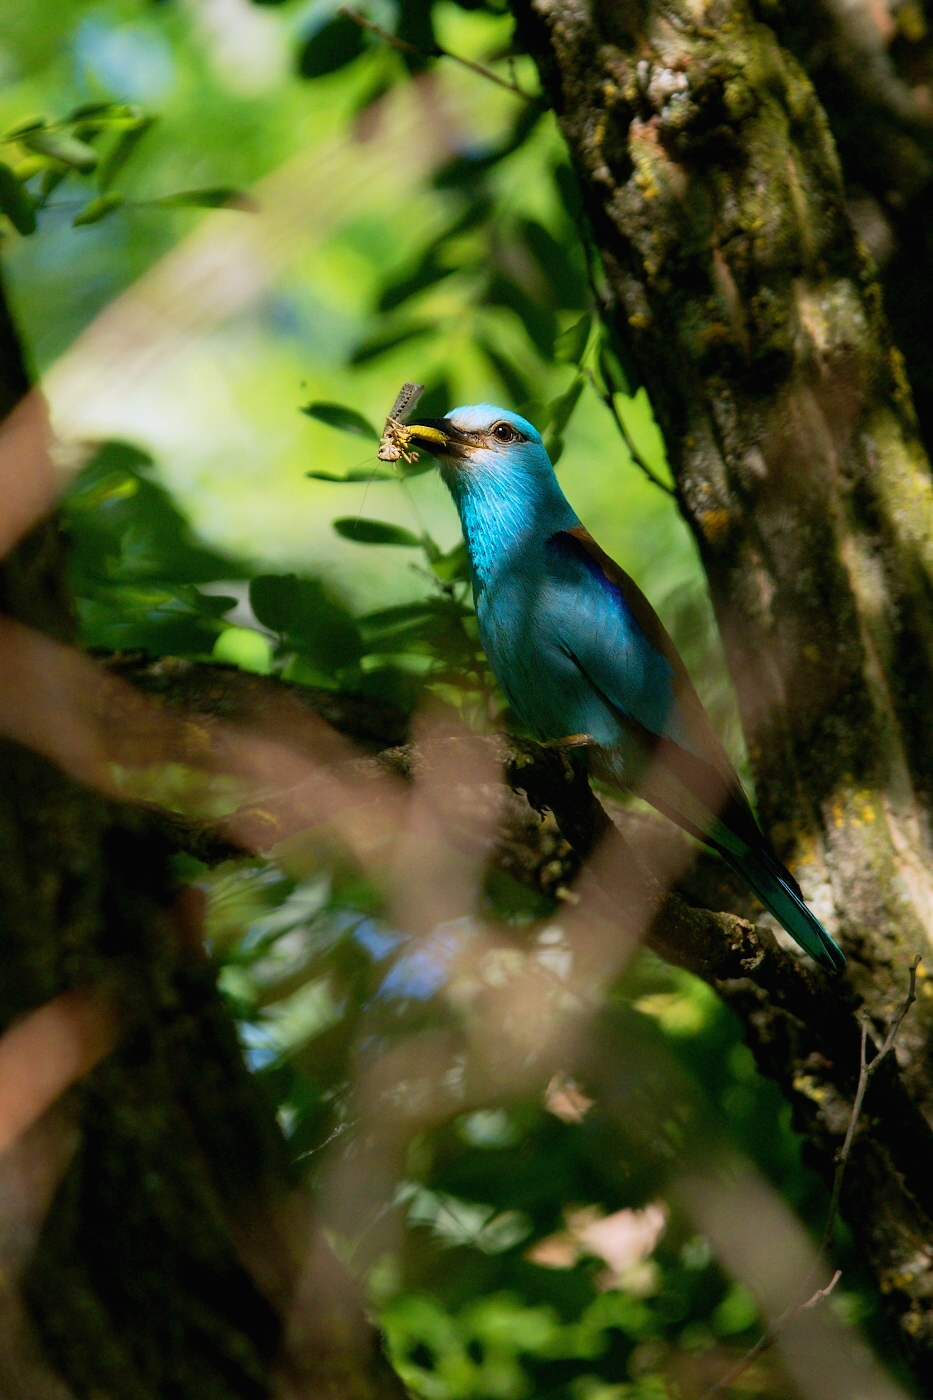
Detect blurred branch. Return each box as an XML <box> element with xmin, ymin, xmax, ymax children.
<box><xmin>337</xmin><ymin>8</ymin><xmax>541</xmax><ymax>103</ymax></box>
<box><xmin>700</xmin><ymin>1271</ymin><xmax>842</xmax><ymax>1400</ymax></box>
<box><xmin>700</xmin><ymin>958</ymin><xmax>920</xmax><ymax>1399</ymax></box>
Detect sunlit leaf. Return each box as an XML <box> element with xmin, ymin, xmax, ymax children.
<box><xmin>96</xmin><ymin>116</ymin><xmax>157</xmax><ymax>192</ymax></box>
<box><xmin>212</xmin><ymin>627</ymin><xmax>273</xmax><ymax>675</ymax></box>
<box><xmin>333</xmin><ymin>518</ymin><xmax>422</xmax><ymax>547</ymax></box>
<box><xmin>299</xmin><ymin>15</ymin><xmax>366</xmax><ymax>79</ymax></box>
<box><xmin>11</xmin><ymin>155</ymin><xmax>44</xmax><ymax>182</ymax></box>
<box><xmin>65</xmin><ymin>100</ymin><xmax>119</xmax><ymax>121</ymax></box>
<box><xmin>23</xmin><ymin>130</ymin><xmax>97</xmax><ymax>172</ymax></box>
<box><xmin>3</xmin><ymin>115</ymin><xmax>46</xmax><ymax>139</ymax></box>
<box><xmin>73</xmin><ymin>192</ymin><xmax>124</xmax><ymax>227</ymax></box>
<box><xmin>0</xmin><ymin>163</ymin><xmax>35</xmax><ymax>235</ymax></box>
<box><xmin>153</xmin><ymin>187</ymin><xmax>258</xmax><ymax>211</ymax></box>
<box><xmin>300</xmin><ymin>401</ymin><xmax>379</xmax><ymax>439</ymax></box>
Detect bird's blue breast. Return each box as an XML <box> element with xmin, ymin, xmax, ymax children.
<box><xmin>475</xmin><ymin>531</ymin><xmax>677</xmax><ymax>750</ymax></box>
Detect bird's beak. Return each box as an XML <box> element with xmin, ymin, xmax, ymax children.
<box><xmin>405</xmin><ymin>417</ymin><xmax>472</xmax><ymax>458</ymax></box>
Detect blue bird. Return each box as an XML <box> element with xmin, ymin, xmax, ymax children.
<box><xmin>404</xmin><ymin>403</ymin><xmax>845</xmax><ymax>973</ymax></box>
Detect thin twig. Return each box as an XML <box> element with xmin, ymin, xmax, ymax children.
<box><xmin>583</xmin><ymin>368</ymin><xmax>675</xmax><ymax>496</ymax></box>
<box><xmin>699</xmin><ymin>957</ymin><xmax>920</xmax><ymax>1400</ymax></box>
<box><xmin>820</xmin><ymin>955</ymin><xmax>919</xmax><ymax>1256</ymax></box>
<box><xmin>337</xmin><ymin>8</ymin><xmax>540</xmax><ymax>102</ymax></box>
<box><xmin>701</xmin><ymin>1272</ymin><xmax>842</xmax><ymax>1398</ymax></box>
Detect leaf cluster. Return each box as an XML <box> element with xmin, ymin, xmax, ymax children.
<box><xmin>0</xmin><ymin>101</ymin><xmax>252</xmax><ymax>235</ymax></box>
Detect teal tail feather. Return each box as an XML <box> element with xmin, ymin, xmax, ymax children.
<box><xmin>723</xmin><ymin>847</ymin><xmax>846</xmax><ymax>974</ymax></box>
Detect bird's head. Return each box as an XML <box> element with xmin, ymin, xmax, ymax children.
<box><xmin>403</xmin><ymin>404</ymin><xmax>554</xmax><ymax>494</ymax></box>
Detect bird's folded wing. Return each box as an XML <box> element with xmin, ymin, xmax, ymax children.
<box><xmin>548</xmin><ymin>527</ymin><xmax>759</xmax><ymax>850</ymax></box>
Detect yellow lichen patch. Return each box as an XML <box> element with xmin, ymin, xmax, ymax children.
<box><xmin>699</xmin><ymin>508</ymin><xmax>730</xmax><ymax>543</ymax></box>
<box><xmin>897</xmin><ymin>1</ymin><xmax>927</xmax><ymax>41</ymax></box>
<box><xmin>832</xmin><ymin>800</ymin><xmax>845</xmax><ymax>829</ymax></box>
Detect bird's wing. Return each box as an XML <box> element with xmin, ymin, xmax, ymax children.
<box><xmin>547</xmin><ymin>529</ymin><xmax>846</xmax><ymax>971</ymax></box>
<box><xmin>548</xmin><ymin>527</ymin><xmax>756</xmax><ymax>839</ymax></box>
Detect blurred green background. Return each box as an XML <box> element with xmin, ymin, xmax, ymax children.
<box><xmin>0</xmin><ymin>2</ymin><xmax>906</xmax><ymax>1395</ymax></box>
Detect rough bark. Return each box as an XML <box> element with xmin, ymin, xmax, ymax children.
<box><xmin>756</xmin><ymin>0</ymin><xmax>933</xmax><ymax>463</ymax></box>
<box><xmin>0</xmin><ymin>283</ymin><xmax>406</xmax><ymax>1397</ymax></box>
<box><xmin>506</xmin><ymin>0</ymin><xmax>933</xmax><ymax>1379</ymax></box>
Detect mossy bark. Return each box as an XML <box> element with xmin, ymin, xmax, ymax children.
<box><xmin>509</xmin><ymin>0</ymin><xmax>933</xmax><ymax>1377</ymax></box>
<box><xmin>0</xmin><ymin>276</ymin><xmax>406</xmax><ymax>1397</ymax></box>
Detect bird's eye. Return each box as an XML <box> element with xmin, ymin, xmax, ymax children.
<box><xmin>491</xmin><ymin>422</ymin><xmax>517</xmax><ymax>443</ymax></box>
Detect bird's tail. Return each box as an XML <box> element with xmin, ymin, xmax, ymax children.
<box><xmin>720</xmin><ymin>845</ymin><xmax>846</xmax><ymax>973</ymax></box>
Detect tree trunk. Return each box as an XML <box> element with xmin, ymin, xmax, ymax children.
<box><xmin>0</xmin><ymin>275</ymin><xmax>406</xmax><ymax>1397</ymax></box>
<box><xmin>510</xmin><ymin>0</ymin><xmax>933</xmax><ymax>1379</ymax></box>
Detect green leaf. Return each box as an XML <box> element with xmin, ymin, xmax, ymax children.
<box><xmin>515</xmin><ymin>400</ymin><xmax>549</xmax><ymax>431</ymax></box>
<box><xmin>212</xmin><ymin>627</ymin><xmax>273</xmax><ymax>675</ymax></box>
<box><xmin>96</xmin><ymin>116</ymin><xmax>157</xmax><ymax>192</ymax></box>
<box><xmin>543</xmin><ymin>435</ymin><xmax>564</xmax><ymax>466</ymax></box>
<box><xmin>349</xmin><ymin>322</ymin><xmax>432</xmax><ymax>366</ymax></box>
<box><xmin>11</xmin><ymin>155</ymin><xmax>44</xmax><ymax>182</ymax></box>
<box><xmin>0</xmin><ymin>162</ymin><xmax>35</xmax><ymax>235</ymax></box>
<box><xmin>520</xmin><ymin>218</ymin><xmax>587</xmax><ymax>310</ymax></box>
<box><xmin>477</xmin><ymin>339</ymin><xmax>532</xmax><ymax>406</ymax></box>
<box><xmin>547</xmin><ymin>375</ymin><xmax>584</xmax><ymax>438</ymax></box>
<box><xmin>300</xmin><ymin>401</ymin><xmax>378</xmax><ymax>439</ymax></box>
<box><xmin>397</xmin><ymin>455</ymin><xmax>435</xmax><ymax>478</ymax></box>
<box><xmin>554</xmin><ymin>313</ymin><xmax>592</xmax><ymax>366</ymax></box>
<box><xmin>299</xmin><ymin>15</ymin><xmax>367</xmax><ymax>79</ymax></box>
<box><xmin>3</xmin><ymin>116</ymin><xmax>46</xmax><ymax>140</ymax></box>
<box><xmin>485</xmin><ymin>273</ymin><xmax>556</xmax><ymax>359</ymax></box>
<box><xmin>73</xmin><ymin>192</ymin><xmax>124</xmax><ymax>227</ymax></box>
<box><xmin>333</xmin><ymin>518</ymin><xmax>422</xmax><ymax>547</ymax></box>
<box><xmin>65</xmin><ymin>101</ymin><xmax>119</xmax><ymax>122</ymax></box>
<box><xmin>249</xmin><ymin>574</ymin><xmax>362</xmax><ymax>671</ymax></box>
<box><xmin>22</xmin><ymin>130</ymin><xmax>97</xmax><ymax>172</ymax></box>
<box><xmin>598</xmin><ymin>343</ymin><xmax>632</xmax><ymax>398</ymax></box>
<box><xmin>431</xmin><ymin>540</ymin><xmax>470</xmax><ymax>582</ymax></box>
<box><xmin>306</xmin><ymin>468</ymin><xmax>395</xmax><ymax>482</ymax></box>
<box><xmin>153</xmin><ymin>187</ymin><xmax>258</xmax><ymax>211</ymax></box>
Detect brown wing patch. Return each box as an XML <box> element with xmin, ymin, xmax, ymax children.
<box><xmin>564</xmin><ymin>525</ymin><xmax>748</xmax><ymax>808</ymax></box>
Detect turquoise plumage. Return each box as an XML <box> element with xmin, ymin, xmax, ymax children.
<box><xmin>405</xmin><ymin>403</ymin><xmax>845</xmax><ymax>974</ymax></box>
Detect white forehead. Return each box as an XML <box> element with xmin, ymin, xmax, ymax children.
<box><xmin>445</xmin><ymin>404</ymin><xmax>542</xmax><ymax>441</ymax></box>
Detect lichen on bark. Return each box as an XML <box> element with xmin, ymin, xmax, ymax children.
<box><xmin>510</xmin><ymin>0</ymin><xmax>933</xmax><ymax>1375</ymax></box>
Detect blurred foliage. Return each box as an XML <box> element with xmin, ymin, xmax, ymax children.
<box><xmin>0</xmin><ymin>2</ymin><xmax>901</xmax><ymax>1396</ymax></box>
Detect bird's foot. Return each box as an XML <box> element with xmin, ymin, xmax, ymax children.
<box><xmin>542</xmin><ymin>733</ymin><xmax>596</xmax><ymax>782</ymax></box>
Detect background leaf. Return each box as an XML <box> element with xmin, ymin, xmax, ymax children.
<box><xmin>153</xmin><ymin>187</ymin><xmax>258</xmax><ymax>211</ymax></box>
<box><xmin>0</xmin><ymin>162</ymin><xmax>35</xmax><ymax>235</ymax></box>
<box><xmin>301</xmin><ymin>401</ymin><xmax>379</xmax><ymax>439</ymax></box>
<box><xmin>298</xmin><ymin>15</ymin><xmax>367</xmax><ymax>79</ymax></box>
<box><xmin>333</xmin><ymin>518</ymin><xmax>423</xmax><ymax>546</ymax></box>
<box><xmin>73</xmin><ymin>192</ymin><xmax>124</xmax><ymax>227</ymax></box>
